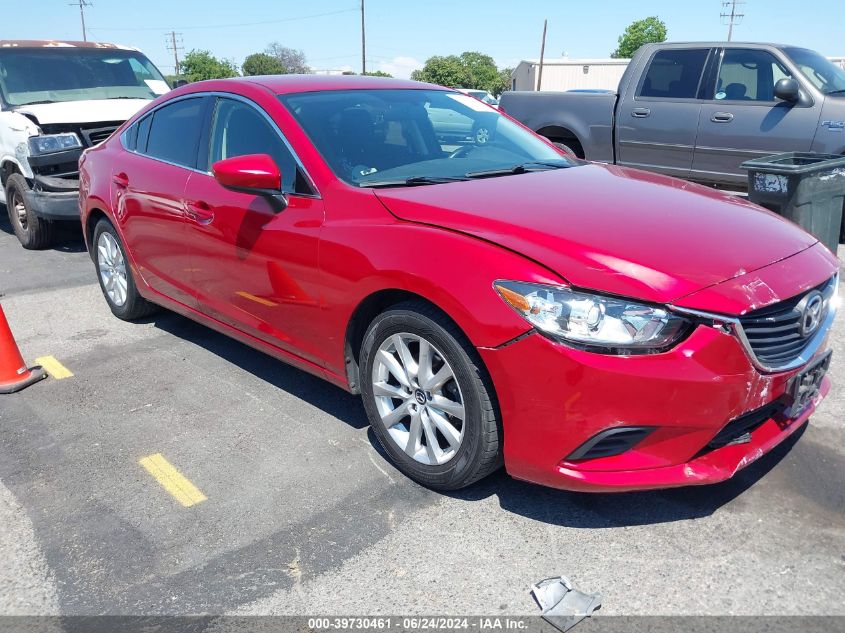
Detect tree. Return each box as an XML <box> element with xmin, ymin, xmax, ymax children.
<box><xmin>490</xmin><ymin>68</ymin><xmax>513</xmax><ymax>97</ymax></box>
<box><xmin>242</xmin><ymin>53</ymin><xmax>285</xmax><ymax>76</ymax></box>
<box><xmin>264</xmin><ymin>42</ymin><xmax>311</xmax><ymax>74</ymax></box>
<box><xmin>611</xmin><ymin>16</ymin><xmax>667</xmax><ymax>59</ymax></box>
<box><xmin>459</xmin><ymin>51</ymin><xmax>500</xmax><ymax>91</ymax></box>
<box><xmin>180</xmin><ymin>50</ymin><xmax>238</xmax><ymax>82</ymax></box>
<box><xmin>362</xmin><ymin>70</ymin><xmax>393</xmax><ymax>78</ymax></box>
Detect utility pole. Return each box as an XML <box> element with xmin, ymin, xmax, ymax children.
<box><xmin>360</xmin><ymin>0</ymin><xmax>366</xmax><ymax>75</ymax></box>
<box><xmin>69</xmin><ymin>0</ymin><xmax>92</xmax><ymax>42</ymax></box>
<box><xmin>537</xmin><ymin>19</ymin><xmax>547</xmax><ymax>91</ymax></box>
<box><xmin>166</xmin><ymin>31</ymin><xmax>184</xmax><ymax>76</ymax></box>
<box><xmin>721</xmin><ymin>0</ymin><xmax>746</xmax><ymax>42</ymax></box>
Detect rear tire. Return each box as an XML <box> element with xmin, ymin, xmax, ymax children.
<box><xmin>553</xmin><ymin>142</ymin><xmax>578</xmax><ymax>157</ymax></box>
<box><xmin>92</xmin><ymin>218</ymin><xmax>159</xmax><ymax>321</ymax></box>
<box><xmin>5</xmin><ymin>173</ymin><xmax>55</xmax><ymax>250</ymax></box>
<box><xmin>360</xmin><ymin>301</ymin><xmax>502</xmax><ymax>491</ymax></box>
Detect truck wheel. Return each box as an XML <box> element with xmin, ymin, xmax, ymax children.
<box><xmin>553</xmin><ymin>142</ymin><xmax>578</xmax><ymax>157</ymax></box>
<box><xmin>5</xmin><ymin>174</ymin><xmax>54</xmax><ymax>250</ymax></box>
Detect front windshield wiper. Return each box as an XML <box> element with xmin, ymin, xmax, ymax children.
<box><xmin>14</xmin><ymin>100</ymin><xmax>57</xmax><ymax>106</ymax></box>
<box><xmin>825</xmin><ymin>89</ymin><xmax>845</xmax><ymax>95</ymax></box>
<box><xmin>464</xmin><ymin>160</ymin><xmax>575</xmax><ymax>179</ymax></box>
<box><xmin>359</xmin><ymin>175</ymin><xmax>470</xmax><ymax>188</ymax></box>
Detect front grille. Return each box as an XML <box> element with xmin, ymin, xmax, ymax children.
<box><xmin>81</xmin><ymin>125</ymin><xmax>120</xmax><ymax>147</ymax></box>
<box><xmin>704</xmin><ymin>401</ymin><xmax>784</xmax><ymax>452</ymax></box>
<box><xmin>738</xmin><ymin>276</ymin><xmax>836</xmax><ymax>369</ymax></box>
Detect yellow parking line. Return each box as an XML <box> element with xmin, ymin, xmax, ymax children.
<box><xmin>34</xmin><ymin>355</ymin><xmax>73</xmax><ymax>379</ymax></box>
<box><xmin>139</xmin><ymin>453</ymin><xmax>207</xmax><ymax>507</ymax></box>
<box><xmin>235</xmin><ymin>291</ymin><xmax>278</xmax><ymax>307</ymax></box>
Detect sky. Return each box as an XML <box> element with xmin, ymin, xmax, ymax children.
<box><xmin>2</xmin><ymin>0</ymin><xmax>842</xmax><ymax>78</ymax></box>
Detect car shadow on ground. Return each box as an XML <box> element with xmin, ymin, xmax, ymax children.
<box><xmin>148</xmin><ymin>310</ymin><xmax>370</xmax><ymax>430</ymax></box>
<box><xmin>0</xmin><ymin>204</ymin><xmax>87</xmax><ymax>253</ymax></box>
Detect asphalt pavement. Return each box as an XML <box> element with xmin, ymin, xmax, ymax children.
<box><xmin>0</xmin><ymin>210</ymin><xmax>843</xmax><ymax>618</ymax></box>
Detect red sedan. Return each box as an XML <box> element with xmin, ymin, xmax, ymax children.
<box><xmin>78</xmin><ymin>76</ymin><xmax>839</xmax><ymax>492</ymax></box>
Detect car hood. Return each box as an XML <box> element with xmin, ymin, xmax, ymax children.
<box><xmin>12</xmin><ymin>99</ymin><xmax>151</xmax><ymax>125</ymax></box>
<box><xmin>374</xmin><ymin>163</ymin><xmax>818</xmax><ymax>305</ymax></box>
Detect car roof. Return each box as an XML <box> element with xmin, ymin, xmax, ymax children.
<box><xmin>235</xmin><ymin>74</ymin><xmax>445</xmax><ymax>95</ymax></box>
<box><xmin>639</xmin><ymin>41</ymin><xmax>793</xmax><ymax>50</ymax></box>
<box><xmin>0</xmin><ymin>40</ymin><xmax>138</xmax><ymax>51</ymax></box>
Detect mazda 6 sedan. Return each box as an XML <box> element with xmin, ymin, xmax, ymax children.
<box><xmin>79</xmin><ymin>76</ymin><xmax>839</xmax><ymax>492</ymax></box>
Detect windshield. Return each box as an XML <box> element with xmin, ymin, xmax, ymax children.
<box><xmin>279</xmin><ymin>89</ymin><xmax>571</xmax><ymax>187</ymax></box>
<box><xmin>0</xmin><ymin>47</ymin><xmax>169</xmax><ymax>106</ymax></box>
<box><xmin>784</xmin><ymin>47</ymin><xmax>845</xmax><ymax>95</ymax></box>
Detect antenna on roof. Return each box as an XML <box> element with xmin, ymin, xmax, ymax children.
<box><xmin>720</xmin><ymin>0</ymin><xmax>746</xmax><ymax>42</ymax></box>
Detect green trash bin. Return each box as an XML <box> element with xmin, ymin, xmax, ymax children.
<box><xmin>741</xmin><ymin>152</ymin><xmax>845</xmax><ymax>254</ymax></box>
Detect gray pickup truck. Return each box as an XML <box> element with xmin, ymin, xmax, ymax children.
<box><xmin>500</xmin><ymin>42</ymin><xmax>845</xmax><ymax>195</ymax></box>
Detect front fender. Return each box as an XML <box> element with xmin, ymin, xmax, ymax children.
<box><xmin>317</xmin><ymin>218</ymin><xmax>566</xmax><ymax>375</ymax></box>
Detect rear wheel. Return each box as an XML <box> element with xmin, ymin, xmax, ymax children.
<box><xmin>360</xmin><ymin>301</ymin><xmax>502</xmax><ymax>490</ymax></box>
<box><xmin>92</xmin><ymin>218</ymin><xmax>158</xmax><ymax>320</ymax></box>
<box><xmin>5</xmin><ymin>173</ymin><xmax>54</xmax><ymax>249</ymax></box>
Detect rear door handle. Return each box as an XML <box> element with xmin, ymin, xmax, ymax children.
<box><xmin>185</xmin><ymin>200</ymin><xmax>214</xmax><ymax>225</ymax></box>
<box><xmin>632</xmin><ymin>108</ymin><xmax>651</xmax><ymax>118</ymax></box>
<box><xmin>112</xmin><ymin>172</ymin><xmax>129</xmax><ymax>187</ymax></box>
<box><xmin>711</xmin><ymin>112</ymin><xmax>735</xmax><ymax>123</ymax></box>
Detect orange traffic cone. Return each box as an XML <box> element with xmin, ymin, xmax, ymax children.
<box><xmin>0</xmin><ymin>304</ymin><xmax>46</xmax><ymax>394</ymax></box>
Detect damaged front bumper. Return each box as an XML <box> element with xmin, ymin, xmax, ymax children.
<box><xmin>478</xmin><ymin>243</ymin><xmax>838</xmax><ymax>493</ymax></box>
<box><xmin>25</xmin><ymin>149</ymin><xmax>82</xmax><ymax>220</ymax></box>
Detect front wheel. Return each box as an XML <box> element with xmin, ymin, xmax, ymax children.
<box><xmin>5</xmin><ymin>173</ymin><xmax>54</xmax><ymax>249</ymax></box>
<box><xmin>360</xmin><ymin>302</ymin><xmax>502</xmax><ymax>490</ymax></box>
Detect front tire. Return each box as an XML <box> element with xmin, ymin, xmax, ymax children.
<box><xmin>92</xmin><ymin>218</ymin><xmax>158</xmax><ymax>320</ymax></box>
<box><xmin>360</xmin><ymin>301</ymin><xmax>502</xmax><ymax>490</ymax></box>
<box><xmin>5</xmin><ymin>173</ymin><xmax>55</xmax><ymax>250</ymax></box>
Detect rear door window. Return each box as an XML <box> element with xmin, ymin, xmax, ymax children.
<box><xmin>144</xmin><ymin>97</ymin><xmax>206</xmax><ymax>168</ymax></box>
<box><xmin>639</xmin><ymin>49</ymin><xmax>710</xmax><ymax>99</ymax></box>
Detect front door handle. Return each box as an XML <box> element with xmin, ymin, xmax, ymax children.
<box><xmin>632</xmin><ymin>108</ymin><xmax>651</xmax><ymax>118</ymax></box>
<box><xmin>711</xmin><ymin>112</ymin><xmax>735</xmax><ymax>123</ymax></box>
<box><xmin>185</xmin><ymin>200</ymin><xmax>214</xmax><ymax>225</ymax></box>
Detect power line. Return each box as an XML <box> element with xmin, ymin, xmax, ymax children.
<box><xmin>721</xmin><ymin>0</ymin><xmax>746</xmax><ymax>42</ymax></box>
<box><xmin>87</xmin><ymin>7</ymin><xmax>357</xmax><ymax>32</ymax></box>
<box><xmin>166</xmin><ymin>31</ymin><xmax>184</xmax><ymax>76</ymax></box>
<box><xmin>69</xmin><ymin>0</ymin><xmax>92</xmax><ymax>42</ymax></box>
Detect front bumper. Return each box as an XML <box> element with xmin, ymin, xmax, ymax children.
<box><xmin>479</xmin><ymin>246</ymin><xmax>838</xmax><ymax>493</ymax></box>
<box><xmin>23</xmin><ymin>175</ymin><xmax>80</xmax><ymax>221</ymax></box>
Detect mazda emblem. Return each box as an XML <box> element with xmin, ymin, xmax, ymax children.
<box><xmin>799</xmin><ymin>291</ymin><xmax>824</xmax><ymax>338</ymax></box>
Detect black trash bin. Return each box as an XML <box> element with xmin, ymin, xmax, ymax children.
<box><xmin>741</xmin><ymin>152</ymin><xmax>845</xmax><ymax>254</ymax></box>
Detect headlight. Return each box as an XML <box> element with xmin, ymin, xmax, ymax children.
<box><xmin>27</xmin><ymin>133</ymin><xmax>82</xmax><ymax>156</ymax></box>
<box><xmin>494</xmin><ymin>280</ymin><xmax>690</xmax><ymax>353</ymax></box>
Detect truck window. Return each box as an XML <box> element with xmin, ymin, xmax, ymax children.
<box><xmin>144</xmin><ymin>98</ymin><xmax>206</xmax><ymax>169</ymax></box>
<box><xmin>715</xmin><ymin>49</ymin><xmax>793</xmax><ymax>101</ymax></box>
<box><xmin>638</xmin><ymin>49</ymin><xmax>709</xmax><ymax>99</ymax></box>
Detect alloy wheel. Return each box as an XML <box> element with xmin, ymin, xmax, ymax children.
<box><xmin>97</xmin><ymin>232</ymin><xmax>128</xmax><ymax>307</ymax></box>
<box><xmin>371</xmin><ymin>333</ymin><xmax>465</xmax><ymax>465</ymax></box>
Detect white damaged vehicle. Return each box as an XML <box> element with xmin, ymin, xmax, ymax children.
<box><xmin>0</xmin><ymin>40</ymin><xmax>169</xmax><ymax>248</ymax></box>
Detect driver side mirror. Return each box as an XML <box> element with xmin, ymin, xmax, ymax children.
<box><xmin>212</xmin><ymin>154</ymin><xmax>287</xmax><ymax>208</ymax></box>
<box><xmin>774</xmin><ymin>77</ymin><xmax>800</xmax><ymax>103</ymax></box>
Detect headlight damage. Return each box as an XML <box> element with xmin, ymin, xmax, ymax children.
<box><xmin>27</xmin><ymin>133</ymin><xmax>83</xmax><ymax>156</ymax></box>
<box><xmin>494</xmin><ymin>280</ymin><xmax>690</xmax><ymax>353</ymax></box>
